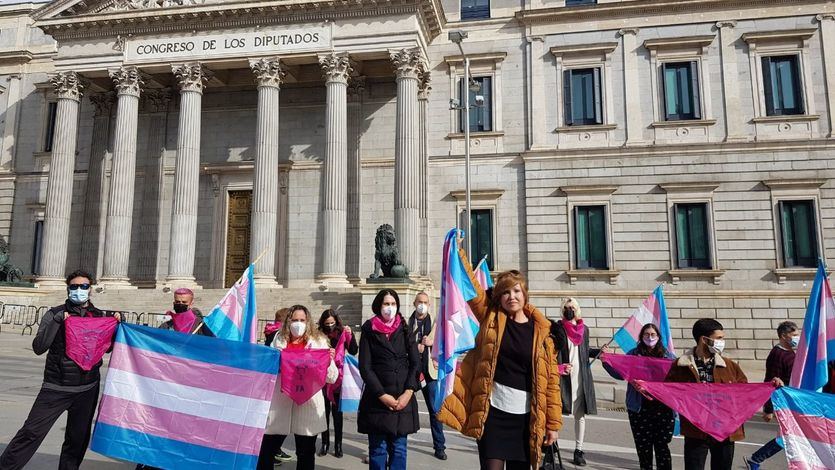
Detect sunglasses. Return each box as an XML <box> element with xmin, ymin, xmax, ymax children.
<box><xmin>68</xmin><ymin>283</ymin><xmax>91</xmax><ymax>290</ymax></box>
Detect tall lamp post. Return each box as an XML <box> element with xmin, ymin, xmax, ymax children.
<box><xmin>449</xmin><ymin>30</ymin><xmax>482</xmax><ymax>260</ymax></box>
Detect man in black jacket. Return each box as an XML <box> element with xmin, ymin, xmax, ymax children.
<box><xmin>0</xmin><ymin>270</ymin><xmax>121</xmax><ymax>470</ymax></box>
<box><xmin>408</xmin><ymin>291</ymin><xmax>447</xmax><ymax>460</ymax></box>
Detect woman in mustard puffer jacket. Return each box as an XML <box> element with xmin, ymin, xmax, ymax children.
<box><xmin>438</xmin><ymin>249</ymin><xmax>562</xmax><ymax>469</ymax></box>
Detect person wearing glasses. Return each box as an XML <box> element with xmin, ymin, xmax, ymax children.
<box><xmin>0</xmin><ymin>270</ymin><xmax>122</xmax><ymax>470</ymax></box>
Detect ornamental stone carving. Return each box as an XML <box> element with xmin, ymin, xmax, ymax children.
<box><xmin>319</xmin><ymin>53</ymin><xmax>353</xmax><ymax>84</ymax></box>
<box><xmin>172</xmin><ymin>63</ymin><xmax>209</xmax><ymax>93</ymax></box>
<box><xmin>418</xmin><ymin>69</ymin><xmax>431</xmax><ymax>99</ymax></box>
<box><xmin>142</xmin><ymin>88</ymin><xmax>173</xmax><ymax>113</ymax></box>
<box><xmin>347</xmin><ymin>75</ymin><xmax>366</xmax><ymax>101</ymax></box>
<box><xmin>249</xmin><ymin>57</ymin><xmax>285</xmax><ymax>88</ymax></box>
<box><xmin>110</xmin><ymin>0</ymin><xmax>204</xmax><ymax>11</ymax></box>
<box><xmin>110</xmin><ymin>66</ymin><xmax>144</xmax><ymax>97</ymax></box>
<box><xmin>50</xmin><ymin>71</ymin><xmax>84</xmax><ymax>101</ymax></box>
<box><xmin>390</xmin><ymin>48</ymin><xmax>424</xmax><ymax>80</ymax></box>
<box><xmin>90</xmin><ymin>92</ymin><xmax>116</xmax><ymax>117</ymax></box>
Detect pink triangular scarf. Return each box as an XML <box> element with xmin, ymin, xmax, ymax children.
<box><xmin>371</xmin><ymin>314</ymin><xmax>402</xmax><ymax>339</ymax></box>
<box><xmin>561</xmin><ymin>319</ymin><xmax>585</xmax><ymax>345</ymax></box>
<box><xmin>640</xmin><ymin>382</ymin><xmax>775</xmax><ymax>441</ymax></box>
<box><xmin>168</xmin><ymin>309</ymin><xmax>197</xmax><ymax>333</ymax></box>
<box><xmin>64</xmin><ymin>316</ymin><xmax>119</xmax><ymax>371</ymax></box>
<box><xmin>601</xmin><ymin>353</ymin><xmax>675</xmax><ymax>382</ymax></box>
<box><xmin>280</xmin><ymin>348</ymin><xmax>331</xmax><ymax>406</ymax></box>
<box><xmin>326</xmin><ymin>329</ymin><xmax>353</xmax><ymax>404</ymax></box>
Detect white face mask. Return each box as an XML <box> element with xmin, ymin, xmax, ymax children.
<box><xmin>381</xmin><ymin>305</ymin><xmax>397</xmax><ymax>320</ymax></box>
<box><xmin>416</xmin><ymin>304</ymin><xmax>428</xmax><ymax>315</ymax></box>
<box><xmin>707</xmin><ymin>338</ymin><xmax>725</xmax><ymax>355</ymax></box>
<box><xmin>290</xmin><ymin>322</ymin><xmax>307</xmax><ymax>338</ymax></box>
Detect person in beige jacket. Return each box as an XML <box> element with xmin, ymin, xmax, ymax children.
<box><xmin>257</xmin><ymin>305</ymin><xmax>338</xmax><ymax>470</ymax></box>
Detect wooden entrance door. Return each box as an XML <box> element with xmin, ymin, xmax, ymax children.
<box><xmin>224</xmin><ymin>190</ymin><xmax>252</xmax><ymax>288</ymax></box>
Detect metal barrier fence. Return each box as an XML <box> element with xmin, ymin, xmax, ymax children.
<box><xmin>0</xmin><ymin>304</ymin><xmax>40</xmax><ymax>335</ymax></box>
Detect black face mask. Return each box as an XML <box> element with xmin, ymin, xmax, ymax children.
<box><xmin>563</xmin><ymin>308</ymin><xmax>576</xmax><ymax>321</ymax></box>
<box><xmin>173</xmin><ymin>303</ymin><xmax>189</xmax><ymax>314</ymax></box>
<box><xmin>322</xmin><ymin>325</ymin><xmax>335</xmax><ymax>334</ymax></box>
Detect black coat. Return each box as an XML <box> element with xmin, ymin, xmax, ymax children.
<box><xmin>357</xmin><ymin>316</ymin><xmax>421</xmax><ymax>436</ymax></box>
<box><xmin>33</xmin><ymin>301</ymin><xmax>114</xmax><ymax>388</ymax></box>
<box><xmin>550</xmin><ymin>320</ymin><xmax>598</xmax><ymax>415</ymax></box>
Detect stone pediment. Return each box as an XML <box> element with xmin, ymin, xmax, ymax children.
<box><xmin>33</xmin><ymin>0</ymin><xmax>445</xmax><ymax>41</ymax></box>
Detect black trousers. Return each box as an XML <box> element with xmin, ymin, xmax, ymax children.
<box><xmin>683</xmin><ymin>437</ymin><xmax>735</xmax><ymax>470</ymax></box>
<box><xmin>627</xmin><ymin>401</ymin><xmax>675</xmax><ymax>470</ymax></box>
<box><xmin>322</xmin><ymin>391</ymin><xmax>343</xmax><ymax>447</ymax></box>
<box><xmin>0</xmin><ymin>384</ymin><xmax>100</xmax><ymax>470</ymax></box>
<box><xmin>258</xmin><ymin>434</ymin><xmax>317</xmax><ymax>470</ymax></box>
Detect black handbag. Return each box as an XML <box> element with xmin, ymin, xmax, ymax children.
<box><xmin>540</xmin><ymin>441</ymin><xmax>564</xmax><ymax>470</ymax></box>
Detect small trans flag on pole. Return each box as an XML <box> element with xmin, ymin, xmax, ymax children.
<box><xmin>204</xmin><ymin>263</ymin><xmax>258</xmax><ymax>343</ymax></box>
<box><xmin>613</xmin><ymin>285</ymin><xmax>675</xmax><ymax>355</ymax></box>
<box><xmin>790</xmin><ymin>261</ymin><xmax>835</xmax><ymax>392</ymax></box>
<box><xmin>474</xmin><ymin>256</ymin><xmax>494</xmax><ymax>290</ymax></box>
<box><xmin>340</xmin><ymin>354</ymin><xmax>363</xmax><ymax>413</ymax></box>
<box><xmin>431</xmin><ymin>228</ymin><xmax>480</xmax><ymax>413</ymax></box>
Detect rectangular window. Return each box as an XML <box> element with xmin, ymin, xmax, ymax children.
<box><xmin>459</xmin><ymin>76</ymin><xmax>492</xmax><ymax>132</ymax></box>
<box><xmin>762</xmin><ymin>55</ymin><xmax>804</xmax><ymax>116</ymax></box>
<box><xmin>31</xmin><ymin>220</ymin><xmax>43</xmax><ymax>275</ymax></box>
<box><xmin>43</xmin><ymin>101</ymin><xmax>58</xmax><ymax>152</ymax></box>
<box><xmin>780</xmin><ymin>200</ymin><xmax>818</xmax><ymax>268</ymax></box>
<box><xmin>467</xmin><ymin>209</ymin><xmax>494</xmax><ymax>271</ymax></box>
<box><xmin>566</xmin><ymin>0</ymin><xmax>597</xmax><ymax>5</ymax></box>
<box><xmin>460</xmin><ymin>0</ymin><xmax>489</xmax><ymax>20</ymax></box>
<box><xmin>575</xmin><ymin>205</ymin><xmax>607</xmax><ymax>269</ymax></box>
<box><xmin>674</xmin><ymin>203</ymin><xmax>711</xmax><ymax>269</ymax></box>
<box><xmin>563</xmin><ymin>68</ymin><xmax>602</xmax><ymax>126</ymax></box>
<box><xmin>662</xmin><ymin>62</ymin><xmax>701</xmax><ymax>121</ymax></box>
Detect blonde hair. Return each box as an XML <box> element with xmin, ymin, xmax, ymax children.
<box><xmin>561</xmin><ymin>297</ymin><xmax>582</xmax><ymax>319</ymax></box>
<box><xmin>492</xmin><ymin>269</ymin><xmax>529</xmax><ymax>308</ymax></box>
<box><xmin>274</xmin><ymin>307</ymin><xmax>290</xmax><ymax>322</ymax></box>
<box><xmin>279</xmin><ymin>305</ymin><xmax>324</xmax><ymax>345</ymax></box>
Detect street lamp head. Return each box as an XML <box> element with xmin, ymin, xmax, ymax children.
<box><xmin>448</xmin><ymin>30</ymin><xmax>468</xmax><ymax>44</ymax></box>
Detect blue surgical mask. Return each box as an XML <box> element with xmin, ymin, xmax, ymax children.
<box><xmin>68</xmin><ymin>288</ymin><xmax>90</xmax><ymax>305</ymax></box>
<box><xmin>790</xmin><ymin>335</ymin><xmax>800</xmax><ymax>349</ymax></box>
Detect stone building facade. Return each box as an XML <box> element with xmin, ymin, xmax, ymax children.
<box><xmin>0</xmin><ymin>0</ymin><xmax>833</xmax><ymax>368</ymax></box>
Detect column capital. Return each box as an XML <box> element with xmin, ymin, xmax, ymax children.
<box><xmin>89</xmin><ymin>91</ymin><xmax>116</xmax><ymax>117</ymax></box>
<box><xmin>418</xmin><ymin>68</ymin><xmax>431</xmax><ymax>100</ymax></box>
<box><xmin>109</xmin><ymin>65</ymin><xmax>144</xmax><ymax>97</ymax></box>
<box><xmin>390</xmin><ymin>48</ymin><xmax>424</xmax><ymax>80</ymax></box>
<box><xmin>319</xmin><ymin>52</ymin><xmax>354</xmax><ymax>85</ymax></box>
<box><xmin>50</xmin><ymin>71</ymin><xmax>84</xmax><ymax>101</ymax></box>
<box><xmin>816</xmin><ymin>13</ymin><xmax>835</xmax><ymax>22</ymax></box>
<box><xmin>347</xmin><ymin>75</ymin><xmax>366</xmax><ymax>101</ymax></box>
<box><xmin>141</xmin><ymin>88</ymin><xmax>173</xmax><ymax>113</ymax></box>
<box><xmin>172</xmin><ymin>62</ymin><xmax>209</xmax><ymax>93</ymax></box>
<box><xmin>617</xmin><ymin>28</ymin><xmax>640</xmax><ymax>37</ymax></box>
<box><xmin>249</xmin><ymin>57</ymin><xmax>285</xmax><ymax>88</ymax></box>
<box><xmin>715</xmin><ymin>20</ymin><xmax>737</xmax><ymax>29</ymax></box>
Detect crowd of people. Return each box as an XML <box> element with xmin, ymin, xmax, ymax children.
<box><xmin>0</xmin><ymin>258</ymin><xmax>830</xmax><ymax>470</ymax></box>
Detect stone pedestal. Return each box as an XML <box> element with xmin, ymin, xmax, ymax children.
<box><xmin>359</xmin><ymin>279</ymin><xmax>434</xmax><ymax>324</ymax></box>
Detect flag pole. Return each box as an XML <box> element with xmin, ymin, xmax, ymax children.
<box><xmin>251</xmin><ymin>248</ymin><xmax>270</xmax><ymax>267</ymax></box>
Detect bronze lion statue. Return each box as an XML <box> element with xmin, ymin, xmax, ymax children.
<box><xmin>370</xmin><ymin>224</ymin><xmax>408</xmax><ymax>278</ymax></box>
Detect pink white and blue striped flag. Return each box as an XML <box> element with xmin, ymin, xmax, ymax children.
<box><xmin>204</xmin><ymin>263</ymin><xmax>258</xmax><ymax>343</ymax></box>
<box><xmin>790</xmin><ymin>262</ymin><xmax>835</xmax><ymax>391</ymax></box>
<box><xmin>772</xmin><ymin>386</ymin><xmax>835</xmax><ymax>470</ymax></box>
<box><xmin>340</xmin><ymin>354</ymin><xmax>363</xmax><ymax>413</ymax></box>
<box><xmin>474</xmin><ymin>256</ymin><xmax>494</xmax><ymax>290</ymax></box>
<box><xmin>90</xmin><ymin>323</ymin><xmax>279</xmax><ymax>469</ymax></box>
<box><xmin>613</xmin><ymin>286</ymin><xmax>675</xmax><ymax>355</ymax></box>
<box><xmin>431</xmin><ymin>228</ymin><xmax>480</xmax><ymax>413</ymax></box>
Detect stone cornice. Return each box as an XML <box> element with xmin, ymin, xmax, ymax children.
<box><xmin>643</xmin><ymin>35</ymin><xmax>716</xmax><ymax>51</ymax></box>
<box><xmin>34</xmin><ymin>0</ymin><xmax>444</xmax><ymax>41</ymax></box>
<box><xmin>742</xmin><ymin>28</ymin><xmax>818</xmax><ymax>44</ymax></box>
<box><xmin>516</xmin><ymin>0</ymin><xmax>832</xmax><ymax>25</ymax></box>
<box><xmin>549</xmin><ymin>42</ymin><xmax>618</xmax><ymax>58</ymax></box>
<box><xmin>444</xmin><ymin>52</ymin><xmax>507</xmax><ymax>65</ymax></box>
<box><xmin>762</xmin><ymin>178</ymin><xmax>826</xmax><ymax>190</ymax></box>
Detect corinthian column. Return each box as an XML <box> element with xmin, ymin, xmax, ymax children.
<box><xmin>390</xmin><ymin>48</ymin><xmax>423</xmax><ymax>276</ymax></box>
<box><xmin>317</xmin><ymin>52</ymin><xmax>353</xmax><ymax>287</ymax></box>
<box><xmin>36</xmin><ymin>72</ymin><xmax>84</xmax><ymax>287</ymax></box>
<box><xmin>167</xmin><ymin>63</ymin><xmax>207</xmax><ymax>286</ymax></box>
<box><xmin>101</xmin><ymin>66</ymin><xmax>144</xmax><ymax>287</ymax></box>
<box><xmin>249</xmin><ymin>57</ymin><xmax>284</xmax><ymax>287</ymax></box>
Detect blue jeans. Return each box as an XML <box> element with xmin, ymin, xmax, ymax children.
<box><xmin>422</xmin><ymin>380</ymin><xmax>446</xmax><ymax>451</ymax></box>
<box><xmin>750</xmin><ymin>438</ymin><xmax>783</xmax><ymax>463</ymax></box>
<box><xmin>368</xmin><ymin>433</ymin><xmax>407</xmax><ymax>470</ymax></box>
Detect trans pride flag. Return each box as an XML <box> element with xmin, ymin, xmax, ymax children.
<box><xmin>613</xmin><ymin>286</ymin><xmax>675</xmax><ymax>355</ymax></box>
<box><xmin>340</xmin><ymin>354</ymin><xmax>363</xmax><ymax>413</ymax></box>
<box><xmin>90</xmin><ymin>323</ymin><xmax>279</xmax><ymax>469</ymax></box>
<box><xmin>790</xmin><ymin>262</ymin><xmax>835</xmax><ymax>392</ymax></box>
<box><xmin>204</xmin><ymin>263</ymin><xmax>258</xmax><ymax>343</ymax></box>
<box><xmin>431</xmin><ymin>228</ymin><xmax>480</xmax><ymax>413</ymax></box>
<box><xmin>474</xmin><ymin>256</ymin><xmax>493</xmax><ymax>290</ymax></box>
<box><xmin>772</xmin><ymin>387</ymin><xmax>835</xmax><ymax>470</ymax></box>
